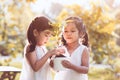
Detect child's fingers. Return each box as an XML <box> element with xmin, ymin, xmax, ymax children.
<box><xmin>50</xmin><ymin>48</ymin><xmax>65</xmax><ymax>55</ymax></box>
<box><xmin>56</xmin><ymin>49</ymin><xmax>65</xmax><ymax>55</ymax></box>
<box><xmin>62</xmin><ymin>60</ymin><xmax>68</xmax><ymax>66</ymax></box>
<box><xmin>49</xmin><ymin>60</ymin><xmax>54</xmax><ymax>68</ymax></box>
<box><xmin>62</xmin><ymin>60</ymin><xmax>71</xmax><ymax>68</ymax></box>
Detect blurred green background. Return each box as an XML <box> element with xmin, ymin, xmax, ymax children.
<box><xmin>0</xmin><ymin>0</ymin><xmax>120</xmax><ymax>80</ymax></box>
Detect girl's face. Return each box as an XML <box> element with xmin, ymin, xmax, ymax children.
<box><xmin>36</xmin><ymin>29</ymin><xmax>52</xmax><ymax>46</ymax></box>
<box><xmin>63</xmin><ymin>22</ymin><xmax>80</xmax><ymax>44</ymax></box>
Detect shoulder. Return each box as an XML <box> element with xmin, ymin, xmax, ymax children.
<box><xmin>81</xmin><ymin>45</ymin><xmax>89</xmax><ymax>55</ymax></box>
<box><xmin>26</xmin><ymin>50</ymin><xmax>36</xmax><ymax>61</ymax></box>
<box><xmin>25</xmin><ymin>45</ymin><xmax>36</xmax><ymax>57</ymax></box>
<box><xmin>81</xmin><ymin>45</ymin><xmax>89</xmax><ymax>51</ymax></box>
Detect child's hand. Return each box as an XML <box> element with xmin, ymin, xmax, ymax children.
<box><xmin>49</xmin><ymin>60</ymin><xmax>54</xmax><ymax>68</ymax></box>
<box><xmin>56</xmin><ymin>47</ymin><xmax>65</xmax><ymax>55</ymax></box>
<box><xmin>48</xmin><ymin>47</ymin><xmax>65</xmax><ymax>57</ymax></box>
<box><xmin>62</xmin><ymin>60</ymin><xmax>72</xmax><ymax>69</ymax></box>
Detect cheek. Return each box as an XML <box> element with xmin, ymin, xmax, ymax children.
<box><xmin>42</xmin><ymin>36</ymin><xmax>49</xmax><ymax>42</ymax></box>
<box><xmin>63</xmin><ymin>34</ymin><xmax>66</xmax><ymax>39</ymax></box>
<box><xmin>41</xmin><ymin>36</ymin><xmax>46</xmax><ymax>41</ymax></box>
<box><xmin>76</xmin><ymin>34</ymin><xmax>80</xmax><ymax>38</ymax></box>
<box><xmin>37</xmin><ymin>36</ymin><xmax>44</xmax><ymax>42</ymax></box>
<box><xmin>73</xmin><ymin>33</ymin><xmax>79</xmax><ymax>39</ymax></box>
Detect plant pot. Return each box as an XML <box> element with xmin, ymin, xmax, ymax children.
<box><xmin>53</xmin><ymin>55</ymin><xmax>69</xmax><ymax>71</ymax></box>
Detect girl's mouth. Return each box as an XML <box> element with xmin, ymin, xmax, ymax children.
<box><xmin>67</xmin><ymin>37</ymin><xmax>72</xmax><ymax>39</ymax></box>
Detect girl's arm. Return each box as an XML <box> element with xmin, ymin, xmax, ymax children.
<box><xmin>26</xmin><ymin>49</ymin><xmax>56</xmax><ymax>72</ymax></box>
<box><xmin>62</xmin><ymin>47</ymin><xmax>89</xmax><ymax>74</ymax></box>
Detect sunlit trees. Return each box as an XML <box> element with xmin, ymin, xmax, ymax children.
<box><xmin>55</xmin><ymin>3</ymin><xmax>120</xmax><ymax>64</ymax></box>
<box><xmin>0</xmin><ymin>0</ymin><xmax>34</xmax><ymax>57</ymax></box>
<box><xmin>54</xmin><ymin>2</ymin><xmax>120</xmax><ymax>79</ymax></box>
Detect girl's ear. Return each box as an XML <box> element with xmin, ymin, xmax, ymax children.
<box><xmin>33</xmin><ymin>29</ymin><xmax>38</xmax><ymax>37</ymax></box>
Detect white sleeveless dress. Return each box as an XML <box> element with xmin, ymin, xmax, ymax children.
<box><xmin>54</xmin><ymin>45</ymin><xmax>88</xmax><ymax>80</ymax></box>
<box><xmin>20</xmin><ymin>45</ymin><xmax>52</xmax><ymax>80</ymax></box>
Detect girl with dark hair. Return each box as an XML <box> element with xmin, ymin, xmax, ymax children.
<box><xmin>20</xmin><ymin>16</ymin><xmax>64</xmax><ymax>80</ymax></box>
<box><xmin>54</xmin><ymin>16</ymin><xmax>89</xmax><ymax>80</ymax></box>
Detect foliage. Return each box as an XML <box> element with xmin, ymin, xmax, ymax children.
<box><xmin>88</xmin><ymin>65</ymin><xmax>120</xmax><ymax>80</ymax></box>
<box><xmin>55</xmin><ymin>3</ymin><xmax>120</xmax><ymax>64</ymax></box>
<box><xmin>54</xmin><ymin>2</ymin><xmax>120</xmax><ymax>78</ymax></box>
<box><xmin>0</xmin><ymin>0</ymin><xmax>34</xmax><ymax>57</ymax></box>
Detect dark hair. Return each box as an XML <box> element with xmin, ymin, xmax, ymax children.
<box><xmin>62</xmin><ymin>16</ymin><xmax>89</xmax><ymax>47</ymax></box>
<box><xmin>27</xmin><ymin>16</ymin><xmax>53</xmax><ymax>53</ymax></box>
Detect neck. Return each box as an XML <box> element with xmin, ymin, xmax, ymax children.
<box><xmin>66</xmin><ymin>42</ymin><xmax>80</xmax><ymax>49</ymax></box>
<box><xmin>66</xmin><ymin>42</ymin><xmax>80</xmax><ymax>55</ymax></box>
<box><xmin>36</xmin><ymin>44</ymin><xmax>44</xmax><ymax>47</ymax></box>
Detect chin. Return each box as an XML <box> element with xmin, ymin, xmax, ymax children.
<box><xmin>67</xmin><ymin>40</ymin><xmax>72</xmax><ymax>43</ymax></box>
<box><xmin>37</xmin><ymin>43</ymin><xmax>43</xmax><ymax>46</ymax></box>
<box><xmin>67</xmin><ymin>42</ymin><xmax>72</xmax><ymax>44</ymax></box>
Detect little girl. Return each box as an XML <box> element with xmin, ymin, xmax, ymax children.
<box><xmin>54</xmin><ymin>16</ymin><xmax>89</xmax><ymax>80</ymax></box>
<box><xmin>20</xmin><ymin>16</ymin><xmax>64</xmax><ymax>80</ymax></box>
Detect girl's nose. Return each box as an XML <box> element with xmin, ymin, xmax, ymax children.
<box><xmin>67</xmin><ymin>32</ymin><xmax>72</xmax><ymax>36</ymax></box>
<box><xmin>46</xmin><ymin>37</ymin><xmax>49</xmax><ymax>40</ymax></box>
<box><xmin>47</xmin><ymin>34</ymin><xmax>52</xmax><ymax>37</ymax></box>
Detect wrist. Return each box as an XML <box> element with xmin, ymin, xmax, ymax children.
<box><xmin>69</xmin><ymin>63</ymin><xmax>73</xmax><ymax>69</ymax></box>
<box><xmin>47</xmin><ymin>52</ymin><xmax>54</xmax><ymax>58</ymax></box>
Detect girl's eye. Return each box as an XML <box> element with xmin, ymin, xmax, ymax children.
<box><xmin>64</xmin><ymin>31</ymin><xmax>68</xmax><ymax>33</ymax></box>
<box><xmin>45</xmin><ymin>34</ymin><xmax>51</xmax><ymax>37</ymax></box>
<box><xmin>72</xmin><ymin>31</ymin><xmax>75</xmax><ymax>32</ymax></box>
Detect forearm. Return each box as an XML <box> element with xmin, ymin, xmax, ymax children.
<box><xmin>33</xmin><ymin>53</ymin><xmax>52</xmax><ymax>71</ymax></box>
<box><xmin>70</xmin><ymin>64</ymin><xmax>89</xmax><ymax>74</ymax></box>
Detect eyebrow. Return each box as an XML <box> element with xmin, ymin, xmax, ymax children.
<box><xmin>44</xmin><ymin>30</ymin><xmax>53</xmax><ymax>35</ymax></box>
<box><xmin>44</xmin><ymin>31</ymin><xmax>50</xmax><ymax>34</ymax></box>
